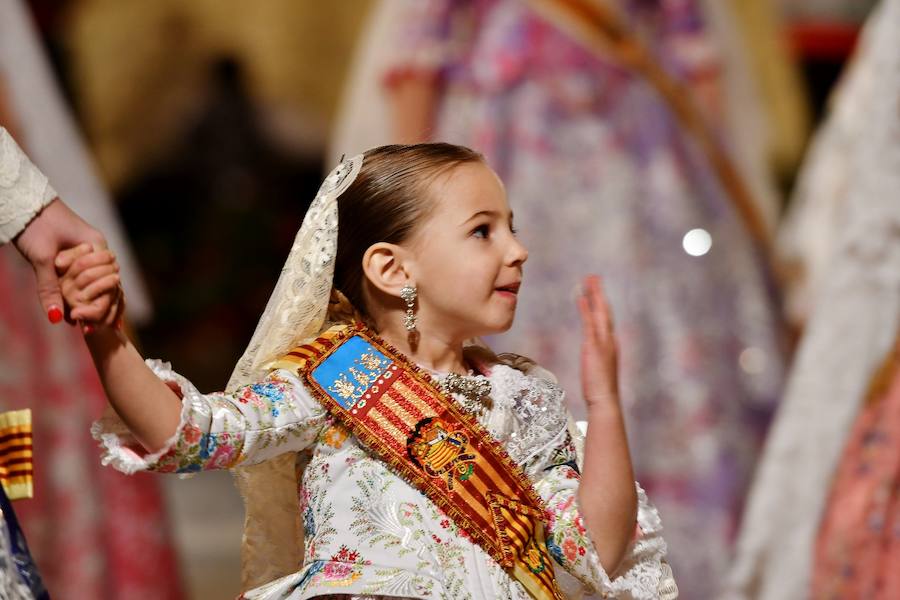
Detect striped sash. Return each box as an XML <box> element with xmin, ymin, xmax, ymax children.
<box><xmin>0</xmin><ymin>409</ymin><xmax>34</xmax><ymax>500</ymax></box>
<box><xmin>271</xmin><ymin>323</ymin><xmax>563</xmax><ymax>600</ymax></box>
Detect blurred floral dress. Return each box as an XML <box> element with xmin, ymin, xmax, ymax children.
<box><xmin>812</xmin><ymin>338</ymin><xmax>900</xmax><ymax>599</ymax></box>
<box><xmin>386</xmin><ymin>1</ymin><xmax>785</xmax><ymax>597</ymax></box>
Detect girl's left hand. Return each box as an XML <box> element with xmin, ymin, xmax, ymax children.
<box><xmin>577</xmin><ymin>275</ymin><xmax>620</xmax><ymax>409</ymax></box>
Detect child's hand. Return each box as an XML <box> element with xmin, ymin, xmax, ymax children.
<box><xmin>56</xmin><ymin>243</ymin><xmax>124</xmax><ymax>331</ymax></box>
<box><xmin>577</xmin><ymin>275</ymin><xmax>620</xmax><ymax>409</ymax></box>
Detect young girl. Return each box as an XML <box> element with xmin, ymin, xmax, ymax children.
<box><xmin>58</xmin><ymin>143</ymin><xmax>677</xmax><ymax>599</ymax></box>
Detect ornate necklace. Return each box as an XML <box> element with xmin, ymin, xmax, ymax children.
<box><xmin>438</xmin><ymin>373</ymin><xmax>493</xmax><ymax>415</ymax></box>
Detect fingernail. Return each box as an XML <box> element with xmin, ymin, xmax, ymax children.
<box><xmin>47</xmin><ymin>306</ymin><xmax>63</xmax><ymax>324</ymax></box>
<box><xmin>115</xmin><ymin>318</ymin><xmax>123</xmax><ymax>330</ymax></box>
<box><xmin>82</xmin><ymin>324</ymin><xmax>95</xmax><ymax>335</ymax></box>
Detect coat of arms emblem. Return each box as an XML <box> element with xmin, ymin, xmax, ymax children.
<box><xmin>406</xmin><ymin>417</ymin><xmax>477</xmax><ymax>490</ymax></box>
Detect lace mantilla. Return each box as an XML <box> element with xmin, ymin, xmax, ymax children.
<box><xmin>228</xmin><ymin>154</ymin><xmax>363</xmax><ymax>589</ymax></box>
<box><xmin>0</xmin><ymin>128</ymin><xmax>57</xmax><ymax>245</ymax></box>
<box><xmin>228</xmin><ymin>155</ymin><xmax>363</xmax><ymax>393</ymax></box>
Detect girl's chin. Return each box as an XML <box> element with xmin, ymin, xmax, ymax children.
<box><xmin>479</xmin><ymin>315</ymin><xmax>516</xmax><ymax>336</ymax></box>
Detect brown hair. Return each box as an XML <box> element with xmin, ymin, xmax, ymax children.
<box><xmin>334</xmin><ymin>143</ymin><xmax>483</xmax><ymax>316</ymax></box>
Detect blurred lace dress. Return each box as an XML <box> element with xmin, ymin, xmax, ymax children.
<box><xmin>728</xmin><ymin>1</ymin><xmax>900</xmax><ymax>598</ymax></box>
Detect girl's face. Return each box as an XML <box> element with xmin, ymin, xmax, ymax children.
<box><xmin>404</xmin><ymin>162</ymin><xmax>528</xmax><ymax>342</ymax></box>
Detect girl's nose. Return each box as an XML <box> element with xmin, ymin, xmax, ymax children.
<box><xmin>508</xmin><ymin>237</ymin><xmax>528</xmax><ymax>266</ymax></box>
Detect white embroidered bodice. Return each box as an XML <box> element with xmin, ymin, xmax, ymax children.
<box><xmin>94</xmin><ymin>357</ymin><xmax>676</xmax><ymax>599</ymax></box>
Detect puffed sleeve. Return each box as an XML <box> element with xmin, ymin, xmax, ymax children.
<box><xmin>0</xmin><ymin>127</ymin><xmax>57</xmax><ymax>245</ymax></box>
<box><xmin>531</xmin><ymin>423</ymin><xmax>678</xmax><ymax>599</ymax></box>
<box><xmin>91</xmin><ymin>359</ymin><xmax>328</xmax><ymax>475</ymax></box>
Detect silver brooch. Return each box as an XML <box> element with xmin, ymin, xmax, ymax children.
<box><xmin>439</xmin><ymin>373</ymin><xmax>493</xmax><ymax>415</ymax></box>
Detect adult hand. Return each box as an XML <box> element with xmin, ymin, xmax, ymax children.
<box><xmin>12</xmin><ymin>198</ymin><xmax>108</xmax><ymax>323</ymax></box>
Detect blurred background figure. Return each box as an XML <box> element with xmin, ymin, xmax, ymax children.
<box><xmin>729</xmin><ymin>0</ymin><xmax>900</xmax><ymax>598</ymax></box>
<box><xmin>332</xmin><ymin>1</ymin><xmax>796</xmax><ymax>597</ymax></box>
<box><xmin>0</xmin><ymin>1</ymin><xmax>182</xmax><ymax>598</ymax></box>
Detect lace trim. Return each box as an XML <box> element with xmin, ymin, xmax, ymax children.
<box><xmin>483</xmin><ymin>364</ymin><xmax>569</xmax><ymax>473</ymax></box>
<box><xmin>90</xmin><ymin>359</ymin><xmax>197</xmax><ymax>475</ymax></box>
<box><xmin>0</xmin><ymin>129</ymin><xmax>56</xmax><ymax>244</ymax></box>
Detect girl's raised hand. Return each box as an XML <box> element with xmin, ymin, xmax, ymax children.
<box><xmin>56</xmin><ymin>243</ymin><xmax>124</xmax><ymax>331</ymax></box>
<box><xmin>577</xmin><ymin>275</ymin><xmax>620</xmax><ymax>410</ymax></box>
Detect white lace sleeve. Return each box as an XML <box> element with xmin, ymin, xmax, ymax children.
<box><xmin>91</xmin><ymin>359</ymin><xmax>328</xmax><ymax>474</ymax></box>
<box><xmin>0</xmin><ymin>128</ymin><xmax>56</xmax><ymax>245</ymax></box>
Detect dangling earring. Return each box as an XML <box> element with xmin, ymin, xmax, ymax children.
<box><xmin>400</xmin><ymin>284</ymin><xmax>417</xmax><ymax>332</ymax></box>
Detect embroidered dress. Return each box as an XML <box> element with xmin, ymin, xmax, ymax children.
<box><xmin>94</xmin><ymin>352</ymin><xmax>674</xmax><ymax>599</ymax></box>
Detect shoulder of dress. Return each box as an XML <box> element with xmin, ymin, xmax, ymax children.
<box><xmin>265</xmin><ymin>323</ymin><xmax>351</xmax><ymax>374</ymax></box>
<box><xmin>494</xmin><ymin>353</ymin><xmax>559</xmax><ymax>386</ymax></box>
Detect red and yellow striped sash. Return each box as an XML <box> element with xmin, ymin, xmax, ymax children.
<box><xmin>272</xmin><ymin>324</ymin><xmax>563</xmax><ymax>600</ymax></box>
<box><xmin>0</xmin><ymin>409</ymin><xmax>34</xmax><ymax>500</ymax></box>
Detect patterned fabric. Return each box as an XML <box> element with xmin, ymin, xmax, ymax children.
<box><xmin>811</xmin><ymin>343</ymin><xmax>900</xmax><ymax>599</ymax></box>
<box><xmin>0</xmin><ymin>247</ymin><xmax>183</xmax><ymax>600</ymax></box>
<box><xmin>94</xmin><ymin>352</ymin><xmax>673</xmax><ymax>599</ymax></box>
<box><xmin>0</xmin><ymin>481</ymin><xmax>48</xmax><ymax>599</ymax></box>
<box><xmin>279</xmin><ymin>324</ymin><xmax>563</xmax><ymax>600</ymax></box>
<box><xmin>386</xmin><ymin>2</ymin><xmax>785</xmax><ymax>597</ymax></box>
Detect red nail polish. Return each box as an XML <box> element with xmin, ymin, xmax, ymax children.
<box><xmin>83</xmin><ymin>324</ymin><xmax>95</xmax><ymax>335</ymax></box>
<box><xmin>48</xmin><ymin>306</ymin><xmax>63</xmax><ymax>324</ymax></box>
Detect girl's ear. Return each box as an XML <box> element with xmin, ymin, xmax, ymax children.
<box><xmin>362</xmin><ymin>242</ymin><xmax>411</xmax><ymax>297</ymax></box>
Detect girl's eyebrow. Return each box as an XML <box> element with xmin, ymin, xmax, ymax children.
<box><xmin>460</xmin><ymin>209</ymin><xmax>515</xmax><ymax>226</ymax></box>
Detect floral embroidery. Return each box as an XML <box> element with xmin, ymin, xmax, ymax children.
<box><xmin>297</xmin><ymin>546</ymin><xmax>372</xmax><ymax>590</ymax></box>
<box><xmin>563</xmin><ymin>538</ymin><xmax>578</xmax><ymax>561</ymax></box>
<box><xmin>153</xmin><ymin>423</ymin><xmax>244</xmax><ymax>474</ymax></box>
<box><xmin>249</xmin><ymin>380</ymin><xmax>289</xmax><ymax>417</ymax></box>
<box><xmin>538</xmin><ymin>467</ymin><xmax>605</xmax><ymax>586</ymax></box>
<box><xmin>547</xmin><ymin>538</ymin><xmax>565</xmax><ymax>564</ymax></box>
<box><xmin>96</xmin><ymin>358</ymin><xmax>672</xmax><ymax>598</ymax></box>
<box><xmin>296</xmin><ymin>560</ymin><xmax>325</xmax><ymax>591</ymax></box>
<box><xmin>321</xmin><ymin>424</ymin><xmax>350</xmax><ymax>449</ymax></box>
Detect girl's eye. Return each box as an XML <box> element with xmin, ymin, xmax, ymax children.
<box><xmin>472</xmin><ymin>224</ymin><xmax>490</xmax><ymax>238</ymax></box>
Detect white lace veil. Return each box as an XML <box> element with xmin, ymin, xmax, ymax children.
<box><xmin>227</xmin><ymin>154</ymin><xmax>364</xmax><ymax>591</ymax></box>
